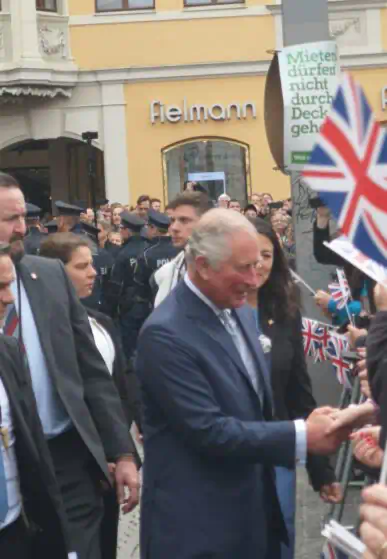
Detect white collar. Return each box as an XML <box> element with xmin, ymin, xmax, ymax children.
<box><xmin>184</xmin><ymin>273</ymin><xmax>224</xmax><ymax>318</ymax></box>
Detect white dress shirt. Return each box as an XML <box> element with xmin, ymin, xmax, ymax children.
<box><xmin>0</xmin><ymin>378</ymin><xmax>22</xmax><ymax>531</ymax></box>
<box><xmin>184</xmin><ymin>274</ymin><xmax>307</xmax><ymax>466</ymax></box>
<box><xmin>88</xmin><ymin>318</ymin><xmax>115</xmax><ymax>376</ymax></box>
<box><xmin>11</xmin><ymin>276</ymin><xmax>71</xmax><ymax>439</ymax></box>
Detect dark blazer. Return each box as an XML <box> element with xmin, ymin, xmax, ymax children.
<box><xmin>18</xmin><ymin>255</ymin><xmax>135</xmax><ymax>481</ymax></box>
<box><xmin>367</xmin><ymin>311</ymin><xmax>387</xmax><ymax>443</ymax></box>
<box><xmin>0</xmin><ymin>336</ymin><xmax>70</xmax><ymax>557</ymax></box>
<box><xmin>261</xmin><ymin>312</ymin><xmax>335</xmax><ymax>491</ymax></box>
<box><xmin>136</xmin><ymin>281</ymin><xmax>296</xmax><ymax>559</ymax></box>
<box><xmin>86</xmin><ymin>306</ymin><xmax>143</xmax><ymax>438</ymax></box>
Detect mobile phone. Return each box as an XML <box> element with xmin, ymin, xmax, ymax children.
<box><xmin>268</xmin><ymin>201</ymin><xmax>283</xmax><ymax>210</ymax></box>
<box><xmin>309</xmin><ymin>197</ymin><xmax>326</xmax><ymax>209</ymax></box>
<box><xmin>342</xmin><ymin>350</ymin><xmax>361</xmax><ymax>363</ymax></box>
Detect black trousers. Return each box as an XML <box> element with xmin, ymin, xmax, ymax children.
<box><xmin>48</xmin><ymin>429</ymin><xmax>104</xmax><ymax>559</ymax></box>
<box><xmin>101</xmin><ymin>489</ymin><xmax>119</xmax><ymax>559</ymax></box>
<box><xmin>0</xmin><ymin>516</ymin><xmax>31</xmax><ymax>559</ymax></box>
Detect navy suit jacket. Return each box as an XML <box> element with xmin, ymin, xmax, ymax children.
<box><xmin>136</xmin><ymin>282</ymin><xmax>297</xmax><ymax>559</ymax></box>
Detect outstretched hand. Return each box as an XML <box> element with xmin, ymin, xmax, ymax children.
<box><xmin>326</xmin><ymin>401</ymin><xmax>376</xmax><ymax>435</ymax></box>
<box><xmin>306</xmin><ymin>407</ymin><xmax>351</xmax><ymax>455</ymax></box>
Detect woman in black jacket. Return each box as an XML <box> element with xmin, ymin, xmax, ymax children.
<box><xmin>247</xmin><ymin>218</ymin><xmax>341</xmax><ymax>559</ymax></box>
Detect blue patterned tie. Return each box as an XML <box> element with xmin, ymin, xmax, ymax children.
<box><xmin>0</xmin><ymin>407</ymin><xmax>8</xmax><ymax>522</ymax></box>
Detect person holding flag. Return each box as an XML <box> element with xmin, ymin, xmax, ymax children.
<box><xmin>314</xmin><ymin>267</ymin><xmax>364</xmax><ymax>326</ymax></box>
<box><xmin>246</xmin><ymin>218</ymin><xmax>341</xmax><ymax>559</ymax></box>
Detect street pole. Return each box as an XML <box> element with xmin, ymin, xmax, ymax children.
<box><xmin>281</xmin><ymin>0</ymin><xmax>339</xmax><ymax>407</ymax></box>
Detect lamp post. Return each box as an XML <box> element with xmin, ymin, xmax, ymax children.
<box><xmin>82</xmin><ymin>131</ymin><xmax>99</xmax><ymax>227</ymax></box>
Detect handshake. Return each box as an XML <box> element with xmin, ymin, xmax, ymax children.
<box><xmin>306</xmin><ymin>406</ymin><xmax>354</xmax><ymax>455</ymax></box>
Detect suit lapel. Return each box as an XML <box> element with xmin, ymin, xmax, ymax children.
<box><xmin>179</xmin><ymin>283</ymin><xmax>261</xmax><ymax>400</ymax></box>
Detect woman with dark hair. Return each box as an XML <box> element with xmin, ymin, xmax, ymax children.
<box><xmin>40</xmin><ymin>233</ymin><xmax>141</xmax><ymax>559</ymax></box>
<box><xmin>246</xmin><ymin>218</ymin><xmax>341</xmax><ymax>559</ymax></box>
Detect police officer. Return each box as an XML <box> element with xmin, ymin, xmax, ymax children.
<box><xmin>80</xmin><ymin>221</ymin><xmax>115</xmax><ymax>314</ymax></box>
<box><xmin>23</xmin><ymin>203</ymin><xmax>47</xmax><ymax>255</ymax></box>
<box><xmin>55</xmin><ymin>200</ymin><xmax>85</xmax><ymax>234</ymax></box>
<box><xmin>129</xmin><ymin>210</ymin><xmax>180</xmax><ymax>355</ymax></box>
<box><xmin>54</xmin><ymin>201</ymin><xmax>113</xmax><ymax>313</ymax></box>
<box><xmin>44</xmin><ymin>219</ymin><xmax>58</xmax><ymax>234</ymax></box>
<box><xmin>110</xmin><ymin>212</ymin><xmax>147</xmax><ymax>356</ymax></box>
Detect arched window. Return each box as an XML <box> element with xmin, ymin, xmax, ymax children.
<box><xmin>162</xmin><ymin>138</ymin><xmax>250</xmax><ymax>204</ymax></box>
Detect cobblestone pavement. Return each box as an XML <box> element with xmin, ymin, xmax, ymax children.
<box><xmin>117</xmin><ymin>468</ymin><xmax>362</xmax><ymax>559</ymax></box>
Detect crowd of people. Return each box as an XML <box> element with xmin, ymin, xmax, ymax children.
<box><xmin>0</xmin><ymin>172</ymin><xmax>387</xmax><ymax>559</ymax></box>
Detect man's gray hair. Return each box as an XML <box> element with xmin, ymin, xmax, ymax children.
<box><xmin>186</xmin><ymin>208</ymin><xmax>257</xmax><ymax>269</ymax></box>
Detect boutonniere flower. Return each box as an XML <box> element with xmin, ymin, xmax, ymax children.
<box><xmin>259</xmin><ymin>334</ymin><xmax>272</xmax><ymax>354</ymax></box>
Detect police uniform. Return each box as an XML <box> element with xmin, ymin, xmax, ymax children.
<box><xmin>23</xmin><ymin>203</ymin><xmax>47</xmax><ymax>256</ymax></box>
<box><xmin>110</xmin><ymin>212</ymin><xmax>147</xmax><ymax>356</ymax></box>
<box><xmin>129</xmin><ymin>210</ymin><xmax>180</xmax><ymax>356</ymax></box>
<box><xmin>44</xmin><ymin>219</ymin><xmax>58</xmax><ymax>234</ymax></box>
<box><xmin>79</xmin><ymin>221</ymin><xmax>115</xmax><ymax>314</ymax></box>
<box><xmin>55</xmin><ymin>201</ymin><xmax>114</xmax><ymax>313</ymax></box>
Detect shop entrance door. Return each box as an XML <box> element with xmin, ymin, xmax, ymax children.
<box><xmin>0</xmin><ymin>137</ymin><xmax>106</xmax><ymax>218</ymax></box>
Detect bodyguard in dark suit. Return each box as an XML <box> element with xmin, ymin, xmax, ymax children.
<box><xmin>0</xmin><ymin>248</ymin><xmax>70</xmax><ymax>558</ymax></box>
<box><xmin>135</xmin><ymin>209</ymin><xmax>349</xmax><ymax>559</ymax></box>
<box><xmin>0</xmin><ymin>174</ymin><xmax>140</xmax><ymax>559</ymax></box>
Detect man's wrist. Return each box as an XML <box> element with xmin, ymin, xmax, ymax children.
<box><xmin>115</xmin><ymin>454</ymin><xmax>136</xmax><ymax>464</ymax></box>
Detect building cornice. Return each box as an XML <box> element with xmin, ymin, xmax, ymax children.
<box><xmin>0</xmin><ymin>50</ymin><xmax>387</xmax><ymax>90</ymax></box>
<box><xmin>0</xmin><ymin>66</ymin><xmax>78</xmax><ymax>88</ymax></box>
<box><xmin>77</xmin><ymin>60</ymin><xmax>271</xmax><ymax>84</ymax></box>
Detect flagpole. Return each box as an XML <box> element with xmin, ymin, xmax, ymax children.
<box><xmin>290</xmin><ymin>269</ymin><xmax>317</xmax><ymax>295</ymax></box>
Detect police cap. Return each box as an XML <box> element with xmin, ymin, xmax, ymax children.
<box><xmin>120</xmin><ymin>211</ymin><xmax>145</xmax><ymax>232</ymax></box>
<box><xmin>55</xmin><ymin>201</ymin><xmax>83</xmax><ymax>217</ymax></box>
<box><xmin>26</xmin><ymin>203</ymin><xmax>42</xmax><ymax>218</ymax></box>
<box><xmin>148</xmin><ymin>209</ymin><xmax>170</xmax><ymax>230</ymax></box>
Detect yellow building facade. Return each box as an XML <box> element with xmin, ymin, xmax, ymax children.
<box><xmin>0</xmin><ymin>1</ymin><xmax>387</xmax><ymax>208</ymax></box>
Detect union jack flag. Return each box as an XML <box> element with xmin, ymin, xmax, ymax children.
<box><xmin>328</xmin><ymin>268</ymin><xmax>351</xmax><ymax>310</ymax></box>
<box><xmin>302</xmin><ymin>318</ymin><xmax>330</xmax><ymax>362</ymax></box>
<box><xmin>326</xmin><ymin>335</ymin><xmax>352</xmax><ymax>388</ymax></box>
<box><xmin>313</xmin><ymin>325</ymin><xmax>331</xmax><ymax>363</ymax></box>
<box><xmin>302</xmin><ymin>73</ymin><xmax>387</xmax><ymax>267</ymax></box>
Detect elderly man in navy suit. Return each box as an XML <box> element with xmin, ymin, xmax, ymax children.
<box><xmin>136</xmin><ymin>209</ymin><xmax>349</xmax><ymax>559</ymax></box>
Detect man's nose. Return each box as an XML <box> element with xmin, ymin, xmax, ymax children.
<box><xmin>245</xmin><ymin>266</ymin><xmax>259</xmax><ymax>288</ymax></box>
<box><xmin>14</xmin><ymin>217</ymin><xmax>27</xmax><ymax>236</ymax></box>
<box><xmin>2</xmin><ymin>289</ymin><xmax>15</xmax><ymax>307</ymax></box>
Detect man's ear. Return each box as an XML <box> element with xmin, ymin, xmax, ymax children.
<box><xmin>195</xmin><ymin>255</ymin><xmax>212</xmax><ymax>281</ymax></box>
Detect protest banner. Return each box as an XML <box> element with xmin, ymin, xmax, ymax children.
<box><xmin>278</xmin><ymin>41</ymin><xmax>340</xmax><ymax>170</ymax></box>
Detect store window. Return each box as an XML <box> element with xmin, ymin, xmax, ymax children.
<box><xmin>36</xmin><ymin>0</ymin><xmax>57</xmax><ymax>11</ymax></box>
<box><xmin>163</xmin><ymin>139</ymin><xmax>250</xmax><ymax>204</ymax></box>
<box><xmin>184</xmin><ymin>0</ymin><xmax>244</xmax><ymax>6</ymax></box>
<box><xmin>96</xmin><ymin>0</ymin><xmax>154</xmax><ymax>11</ymax></box>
